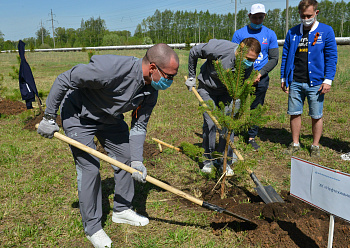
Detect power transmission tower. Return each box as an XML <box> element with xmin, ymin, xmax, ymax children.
<box><xmin>48</xmin><ymin>9</ymin><xmax>57</xmax><ymax>48</ymax></box>
<box><xmin>40</xmin><ymin>20</ymin><xmax>44</xmax><ymax>45</ymax></box>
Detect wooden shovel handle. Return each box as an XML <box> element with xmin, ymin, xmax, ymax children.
<box><xmin>35</xmin><ymin>124</ymin><xmax>203</xmax><ymax>206</ymax></box>
<box><xmin>192</xmin><ymin>87</ymin><xmax>222</xmax><ymax>130</ymax></box>
<box><xmin>152</xmin><ymin>138</ymin><xmax>182</xmax><ymax>152</ymax></box>
<box><xmin>36</xmin><ymin>126</ymin><xmax>256</xmax><ymax>221</ymax></box>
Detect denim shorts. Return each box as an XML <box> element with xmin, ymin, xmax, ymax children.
<box><xmin>287</xmin><ymin>81</ymin><xmax>324</xmax><ymax>119</ymax></box>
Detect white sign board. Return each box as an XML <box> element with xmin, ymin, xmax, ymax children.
<box><xmin>290</xmin><ymin>157</ymin><xmax>350</xmax><ymax>222</ymax></box>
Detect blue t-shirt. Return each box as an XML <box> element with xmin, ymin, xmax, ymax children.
<box><xmin>232</xmin><ymin>25</ymin><xmax>278</xmax><ymax>71</ymax></box>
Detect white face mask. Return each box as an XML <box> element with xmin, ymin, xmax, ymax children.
<box><xmin>300</xmin><ymin>16</ymin><xmax>316</xmax><ymax>27</ymax></box>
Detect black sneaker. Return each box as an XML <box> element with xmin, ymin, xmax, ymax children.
<box><xmin>248</xmin><ymin>138</ymin><xmax>260</xmax><ymax>151</ymax></box>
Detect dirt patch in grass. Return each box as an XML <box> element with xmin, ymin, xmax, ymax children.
<box><xmin>22</xmin><ymin>112</ymin><xmax>62</xmax><ymax>130</ymax></box>
<box><xmin>0</xmin><ymin>99</ymin><xmax>63</xmax><ymax>130</ymax></box>
<box><xmin>0</xmin><ymin>99</ymin><xmax>27</xmax><ymax>116</ymax></box>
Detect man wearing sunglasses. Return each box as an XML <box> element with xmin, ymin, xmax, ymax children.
<box><xmin>37</xmin><ymin>43</ymin><xmax>179</xmax><ymax>248</ymax></box>
<box><xmin>185</xmin><ymin>38</ymin><xmax>261</xmax><ymax>176</ymax></box>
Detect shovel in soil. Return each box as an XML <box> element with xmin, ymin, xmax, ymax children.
<box><xmin>152</xmin><ymin>138</ymin><xmax>284</xmax><ymax>204</ymax></box>
<box><xmin>247</xmin><ymin>169</ymin><xmax>284</xmax><ymax>204</ymax></box>
<box><xmin>36</xmin><ymin>124</ymin><xmax>256</xmax><ymax>225</ymax></box>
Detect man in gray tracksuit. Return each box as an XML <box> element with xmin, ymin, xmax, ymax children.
<box><xmin>185</xmin><ymin>38</ymin><xmax>260</xmax><ymax>175</ymax></box>
<box><xmin>37</xmin><ymin>43</ymin><xmax>179</xmax><ymax>248</ymax></box>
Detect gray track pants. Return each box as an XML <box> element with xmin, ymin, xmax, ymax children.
<box><xmin>61</xmin><ymin>101</ymin><xmax>134</xmax><ymax>236</ymax></box>
<box><xmin>197</xmin><ymin>85</ymin><xmax>234</xmax><ymax>162</ymax></box>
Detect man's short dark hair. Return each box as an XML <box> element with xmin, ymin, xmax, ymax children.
<box><xmin>144</xmin><ymin>43</ymin><xmax>179</xmax><ymax>68</ymax></box>
<box><xmin>241</xmin><ymin>37</ymin><xmax>261</xmax><ymax>55</ymax></box>
<box><xmin>298</xmin><ymin>0</ymin><xmax>318</xmax><ymax>12</ymax></box>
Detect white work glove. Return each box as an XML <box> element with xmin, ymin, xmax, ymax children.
<box><xmin>185</xmin><ymin>77</ymin><xmax>196</xmax><ymax>91</ymax></box>
<box><xmin>130</xmin><ymin>161</ymin><xmax>147</xmax><ymax>183</ymax></box>
<box><xmin>224</xmin><ymin>99</ymin><xmax>240</xmax><ymax>117</ymax></box>
<box><xmin>37</xmin><ymin>113</ymin><xmax>59</xmax><ymax>139</ymax></box>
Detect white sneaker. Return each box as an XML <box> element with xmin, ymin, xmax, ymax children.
<box><xmin>216</xmin><ymin>158</ymin><xmax>235</xmax><ymax>177</ymax></box>
<box><xmin>201</xmin><ymin>161</ymin><xmax>214</xmax><ymax>173</ymax></box>
<box><xmin>86</xmin><ymin>229</ymin><xmax>112</xmax><ymax>248</ymax></box>
<box><xmin>225</xmin><ymin>165</ymin><xmax>234</xmax><ymax>176</ymax></box>
<box><xmin>341</xmin><ymin>152</ymin><xmax>350</xmax><ymax>161</ymax></box>
<box><xmin>220</xmin><ymin>164</ymin><xmax>234</xmax><ymax>176</ymax></box>
<box><xmin>112</xmin><ymin>209</ymin><xmax>149</xmax><ymax>226</ymax></box>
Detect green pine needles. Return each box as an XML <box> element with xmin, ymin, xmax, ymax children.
<box><xmin>207</xmin><ymin>43</ymin><xmax>269</xmax><ymax>135</ymax></box>
<box><xmin>198</xmin><ymin>43</ymin><xmax>270</xmax><ymax>196</ymax></box>
<box><xmin>180</xmin><ymin>142</ymin><xmax>205</xmax><ymax>164</ymax></box>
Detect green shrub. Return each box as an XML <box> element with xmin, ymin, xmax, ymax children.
<box><xmin>8</xmin><ymin>55</ymin><xmax>21</xmax><ymax>80</ymax></box>
<box><xmin>39</xmin><ymin>43</ymin><xmax>51</xmax><ymax>49</ymax></box>
<box><xmin>6</xmin><ymin>89</ymin><xmax>22</xmax><ymax>101</ymax></box>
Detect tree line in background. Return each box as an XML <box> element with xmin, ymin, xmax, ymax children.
<box><xmin>135</xmin><ymin>0</ymin><xmax>350</xmax><ymax>44</ymax></box>
<box><xmin>0</xmin><ymin>0</ymin><xmax>349</xmax><ymax>51</ymax></box>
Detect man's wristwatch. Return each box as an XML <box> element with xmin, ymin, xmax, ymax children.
<box><xmin>43</xmin><ymin>113</ymin><xmax>56</xmax><ymax>121</ymax></box>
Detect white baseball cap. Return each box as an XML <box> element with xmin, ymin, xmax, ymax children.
<box><xmin>249</xmin><ymin>3</ymin><xmax>266</xmax><ymax>15</ymax></box>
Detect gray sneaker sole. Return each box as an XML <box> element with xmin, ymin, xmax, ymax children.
<box><xmin>112</xmin><ymin>216</ymin><xmax>149</xmax><ymax>226</ymax></box>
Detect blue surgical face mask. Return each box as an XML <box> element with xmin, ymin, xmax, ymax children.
<box><xmin>151</xmin><ymin>70</ymin><xmax>173</xmax><ymax>90</ymax></box>
<box><xmin>243</xmin><ymin>59</ymin><xmax>254</xmax><ymax>69</ymax></box>
<box><xmin>250</xmin><ymin>23</ymin><xmax>263</xmax><ymax>30</ymax></box>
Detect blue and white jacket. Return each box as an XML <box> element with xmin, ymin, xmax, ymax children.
<box><xmin>281</xmin><ymin>21</ymin><xmax>337</xmax><ymax>88</ymax></box>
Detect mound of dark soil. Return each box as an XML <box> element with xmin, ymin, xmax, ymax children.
<box><xmin>201</xmin><ymin>185</ymin><xmax>350</xmax><ymax>248</ymax></box>
<box><xmin>0</xmin><ymin>99</ymin><xmax>27</xmax><ymax>116</ymax></box>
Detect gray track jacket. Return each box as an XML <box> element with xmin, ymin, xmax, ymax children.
<box><xmin>188</xmin><ymin>39</ymin><xmax>243</xmax><ymax>94</ymax></box>
<box><xmin>45</xmin><ymin>55</ymin><xmax>158</xmax><ymax>162</ymax></box>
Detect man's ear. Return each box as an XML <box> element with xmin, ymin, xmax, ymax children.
<box><xmin>149</xmin><ymin>63</ymin><xmax>157</xmax><ymax>74</ymax></box>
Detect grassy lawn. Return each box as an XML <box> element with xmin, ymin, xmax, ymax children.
<box><xmin>0</xmin><ymin>46</ymin><xmax>349</xmax><ymax>247</ymax></box>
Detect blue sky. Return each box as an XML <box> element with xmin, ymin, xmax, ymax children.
<box><xmin>0</xmin><ymin>0</ymin><xmax>333</xmax><ymax>41</ymax></box>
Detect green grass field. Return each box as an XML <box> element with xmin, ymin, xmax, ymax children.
<box><xmin>0</xmin><ymin>46</ymin><xmax>349</xmax><ymax>247</ymax></box>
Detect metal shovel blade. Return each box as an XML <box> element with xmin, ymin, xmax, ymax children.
<box><xmin>249</xmin><ymin>171</ymin><xmax>284</xmax><ymax>204</ymax></box>
<box><xmin>254</xmin><ymin>185</ymin><xmax>284</xmax><ymax>204</ymax></box>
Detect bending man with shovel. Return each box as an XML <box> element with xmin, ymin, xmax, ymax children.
<box><xmin>185</xmin><ymin>38</ymin><xmax>260</xmax><ymax>176</ymax></box>
<box><xmin>37</xmin><ymin>44</ymin><xmax>179</xmax><ymax>248</ymax></box>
